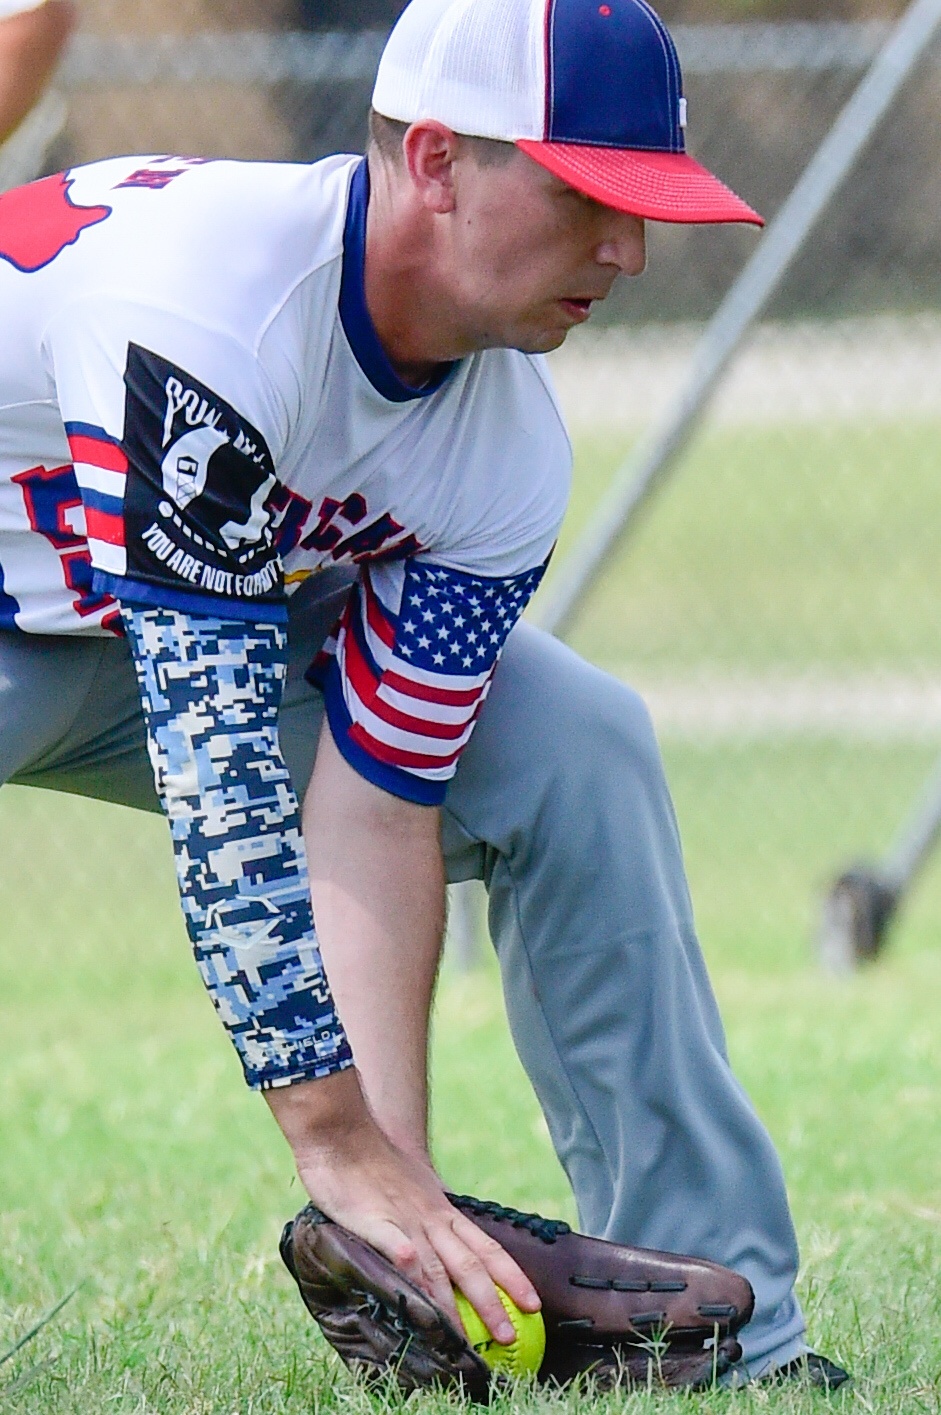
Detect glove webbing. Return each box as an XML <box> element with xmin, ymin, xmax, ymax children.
<box><xmin>447</xmin><ymin>1193</ymin><xmax>572</xmax><ymax>1243</ymax></box>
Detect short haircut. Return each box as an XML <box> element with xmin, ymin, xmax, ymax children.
<box><xmin>367</xmin><ymin>109</ymin><xmax>517</xmax><ymax>167</ymax></box>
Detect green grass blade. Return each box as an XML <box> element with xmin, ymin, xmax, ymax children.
<box><xmin>0</xmin><ymin>1284</ymin><xmax>82</xmax><ymax>1369</ymax></box>
<box><xmin>0</xmin><ymin>1355</ymin><xmax>58</xmax><ymax>1402</ymax></box>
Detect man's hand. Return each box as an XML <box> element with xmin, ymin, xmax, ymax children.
<box><xmin>265</xmin><ymin>1068</ymin><xmax>540</xmax><ymax>1344</ymax></box>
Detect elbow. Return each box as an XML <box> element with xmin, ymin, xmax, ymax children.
<box><xmin>29</xmin><ymin>0</ymin><xmax>76</xmax><ymax>77</ymax></box>
<box><xmin>45</xmin><ymin>1</ymin><xmax>75</xmax><ymax>64</ymax></box>
<box><xmin>157</xmin><ymin>759</ymin><xmax>200</xmax><ymax>813</ymax></box>
<box><xmin>37</xmin><ymin>0</ymin><xmax>76</xmax><ymax>57</ymax></box>
<box><xmin>309</xmin><ymin>768</ymin><xmax>442</xmax><ymax>849</ymax></box>
<box><xmin>311</xmin><ymin>719</ymin><xmax>442</xmax><ymax>840</ymax></box>
<box><xmin>338</xmin><ymin>768</ymin><xmax>441</xmax><ymax>839</ymax></box>
<box><xmin>367</xmin><ymin>787</ymin><xmax>441</xmax><ymax>839</ymax></box>
<box><xmin>0</xmin><ymin>0</ymin><xmax>76</xmax><ymax>144</ymax></box>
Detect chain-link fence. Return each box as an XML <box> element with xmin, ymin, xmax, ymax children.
<box><xmin>544</xmin><ymin>7</ymin><xmax>941</xmax><ymax>972</ymax></box>
<box><xmin>2</xmin><ymin>2</ymin><xmax>941</xmax><ymax>975</ymax></box>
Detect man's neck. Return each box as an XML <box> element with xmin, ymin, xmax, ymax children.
<box><xmin>363</xmin><ymin>166</ymin><xmax>465</xmax><ymax>388</ymax></box>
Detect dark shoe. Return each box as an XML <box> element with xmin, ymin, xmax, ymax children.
<box><xmin>766</xmin><ymin>1351</ymin><xmax>851</xmax><ymax>1391</ymax></box>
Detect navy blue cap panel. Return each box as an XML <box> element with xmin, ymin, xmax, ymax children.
<box><xmin>545</xmin><ymin>0</ymin><xmax>685</xmax><ymax>153</ymax></box>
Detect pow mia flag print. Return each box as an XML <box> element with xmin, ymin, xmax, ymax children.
<box><xmin>122</xmin><ymin>345</ymin><xmax>283</xmax><ymax>611</ymax></box>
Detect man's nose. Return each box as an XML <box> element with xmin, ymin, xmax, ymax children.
<box><xmin>596</xmin><ymin>213</ymin><xmax>647</xmax><ymax>276</ymax></box>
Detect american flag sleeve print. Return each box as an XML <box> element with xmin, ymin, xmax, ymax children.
<box><xmin>312</xmin><ymin>558</ymin><xmax>547</xmax><ymax>806</ymax></box>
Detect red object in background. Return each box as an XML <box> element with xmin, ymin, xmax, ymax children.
<box><xmin>0</xmin><ymin>171</ymin><xmax>111</xmax><ymax>274</ymax></box>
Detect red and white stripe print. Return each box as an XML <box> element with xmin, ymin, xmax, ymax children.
<box><xmin>337</xmin><ymin>569</ymin><xmax>496</xmax><ymax>782</ymax></box>
<box><xmin>66</xmin><ymin>423</ymin><xmax>128</xmax><ymax>576</ymax></box>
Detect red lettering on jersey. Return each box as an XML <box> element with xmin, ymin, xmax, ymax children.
<box><xmin>300</xmin><ymin>493</ymin><xmax>423</xmax><ymax>564</ymax></box>
<box><xmin>13</xmin><ymin>463</ymin><xmax>117</xmax><ymax>625</ymax></box>
<box><xmin>0</xmin><ymin>172</ymin><xmax>112</xmax><ymax>274</ymax></box>
<box><xmin>116</xmin><ymin>168</ymin><xmax>188</xmax><ymax>190</ymax></box>
<box><xmin>115</xmin><ymin>157</ymin><xmax>215</xmax><ymax>191</ymax></box>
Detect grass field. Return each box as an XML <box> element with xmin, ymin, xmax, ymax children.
<box><xmin>3</xmin><ymin>420</ymin><xmax>941</xmax><ymax>1412</ymax></box>
<box><xmin>555</xmin><ymin>419</ymin><xmax>941</xmax><ymax>676</ymax></box>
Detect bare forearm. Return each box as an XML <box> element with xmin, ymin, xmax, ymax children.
<box><xmin>303</xmin><ymin>725</ymin><xmax>445</xmax><ymax>1158</ymax></box>
<box><xmin>268</xmin><ymin>731</ymin><xmax>539</xmax><ymax>1341</ymax></box>
<box><xmin>0</xmin><ymin>1</ymin><xmax>74</xmax><ymax>144</ymax></box>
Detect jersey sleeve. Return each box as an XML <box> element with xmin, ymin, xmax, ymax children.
<box><xmin>44</xmin><ymin>298</ymin><xmax>290</xmax><ymax>623</ymax></box>
<box><xmin>0</xmin><ymin>0</ymin><xmax>47</xmax><ymax>16</ymax></box>
<box><xmin>309</xmin><ymin>555</ymin><xmax>548</xmax><ymax>806</ymax></box>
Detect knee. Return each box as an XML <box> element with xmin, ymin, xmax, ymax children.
<box><xmin>450</xmin><ymin>623</ymin><xmax>671</xmax><ymax>846</ymax></box>
<box><xmin>582</xmin><ymin>669</ymin><xmax>658</xmax><ymax>767</ymax></box>
<box><xmin>510</xmin><ymin>627</ymin><xmax>664</xmax><ymax>795</ymax></box>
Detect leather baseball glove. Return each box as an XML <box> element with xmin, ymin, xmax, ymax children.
<box><xmin>279</xmin><ymin>1193</ymin><xmax>755</xmax><ymax>1398</ymax></box>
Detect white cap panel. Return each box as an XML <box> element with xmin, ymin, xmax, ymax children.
<box><xmin>373</xmin><ymin>0</ymin><xmax>546</xmax><ymax>142</ymax></box>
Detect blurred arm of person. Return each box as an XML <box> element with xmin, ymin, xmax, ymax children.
<box><xmin>0</xmin><ymin>0</ymin><xmax>74</xmax><ymax>145</ymax></box>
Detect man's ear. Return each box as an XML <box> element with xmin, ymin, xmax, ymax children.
<box><xmin>402</xmin><ymin>121</ymin><xmax>461</xmax><ymax>215</ymax></box>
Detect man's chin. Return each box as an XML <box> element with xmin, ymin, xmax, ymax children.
<box><xmin>511</xmin><ymin>325</ymin><xmax>576</xmax><ymax>355</ymax></box>
<box><xmin>477</xmin><ymin>312</ymin><xmax>591</xmax><ymax>356</ymax></box>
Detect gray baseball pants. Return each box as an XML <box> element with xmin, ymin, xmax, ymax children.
<box><xmin>0</xmin><ymin>571</ymin><xmax>806</xmax><ymax>1375</ymax></box>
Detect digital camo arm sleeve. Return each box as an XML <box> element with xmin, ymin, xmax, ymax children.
<box><xmin>45</xmin><ymin>308</ymin><xmax>350</xmax><ymax>1086</ymax></box>
<box><xmin>122</xmin><ymin>603</ymin><xmax>353</xmax><ymax>1090</ymax></box>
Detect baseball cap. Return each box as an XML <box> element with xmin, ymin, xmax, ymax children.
<box><xmin>373</xmin><ymin>0</ymin><xmax>762</xmax><ymax>226</ymax></box>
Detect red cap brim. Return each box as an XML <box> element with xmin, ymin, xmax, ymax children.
<box><xmin>516</xmin><ymin>140</ymin><xmax>763</xmax><ymax>226</ymax></box>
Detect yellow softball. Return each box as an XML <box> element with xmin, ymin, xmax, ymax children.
<box><xmin>454</xmin><ymin>1288</ymin><xmax>546</xmax><ymax>1377</ymax></box>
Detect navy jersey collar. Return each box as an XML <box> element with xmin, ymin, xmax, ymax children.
<box><xmin>339</xmin><ymin>159</ymin><xmax>456</xmax><ymax>404</ymax></box>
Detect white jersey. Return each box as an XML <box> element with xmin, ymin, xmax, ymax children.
<box><xmin>0</xmin><ymin>0</ymin><xmax>47</xmax><ymax>16</ymax></box>
<box><xmin>0</xmin><ymin>154</ymin><xmax>571</xmax><ymax>802</ymax></box>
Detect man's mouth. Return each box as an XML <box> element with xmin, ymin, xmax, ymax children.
<box><xmin>558</xmin><ymin>297</ymin><xmax>594</xmax><ymax>322</ymax></box>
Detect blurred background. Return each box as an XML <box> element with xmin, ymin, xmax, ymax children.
<box><xmin>3</xmin><ymin>0</ymin><xmax>941</xmax><ymax>979</ymax></box>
